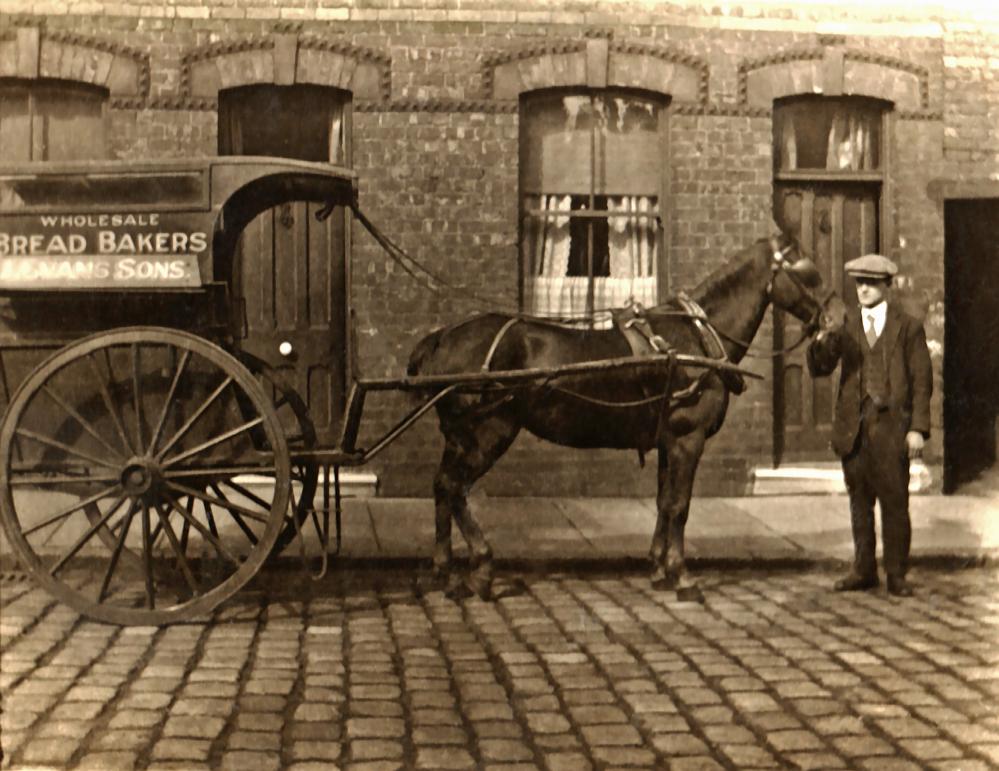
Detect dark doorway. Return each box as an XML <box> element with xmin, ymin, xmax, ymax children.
<box><xmin>944</xmin><ymin>198</ymin><xmax>999</xmax><ymax>492</ymax></box>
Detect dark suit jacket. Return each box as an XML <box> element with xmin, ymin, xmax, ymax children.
<box><xmin>808</xmin><ymin>302</ymin><xmax>933</xmax><ymax>458</ymax></box>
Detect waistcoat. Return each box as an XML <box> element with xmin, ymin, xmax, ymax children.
<box><xmin>861</xmin><ymin>330</ymin><xmax>890</xmax><ymax>405</ymax></box>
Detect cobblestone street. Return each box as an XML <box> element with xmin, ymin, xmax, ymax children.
<box><xmin>2</xmin><ymin>565</ymin><xmax>998</xmax><ymax>770</ymax></box>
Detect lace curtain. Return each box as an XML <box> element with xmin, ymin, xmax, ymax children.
<box><xmin>522</xmin><ymin>194</ymin><xmax>658</xmax><ymax>324</ymax></box>
<box><xmin>779</xmin><ymin>103</ymin><xmax>879</xmax><ymax>172</ymax></box>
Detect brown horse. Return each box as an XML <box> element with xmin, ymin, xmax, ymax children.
<box><xmin>408</xmin><ymin>235</ymin><xmax>846</xmax><ymax>602</ymax></box>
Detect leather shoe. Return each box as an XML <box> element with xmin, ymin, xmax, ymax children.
<box><xmin>887</xmin><ymin>576</ymin><xmax>914</xmax><ymax>597</ymax></box>
<box><xmin>833</xmin><ymin>573</ymin><xmax>878</xmax><ymax>592</ymax></box>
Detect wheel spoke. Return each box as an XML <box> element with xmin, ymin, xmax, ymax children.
<box><xmin>132</xmin><ymin>344</ymin><xmax>144</xmax><ymax>452</ymax></box>
<box><xmin>40</xmin><ymin>386</ymin><xmax>127</xmax><ymax>462</ymax></box>
<box><xmin>23</xmin><ymin>483</ymin><xmax>123</xmax><ymax>537</ymax></box>
<box><xmin>209</xmin><ymin>483</ymin><xmax>259</xmax><ymax>546</ymax></box>
<box><xmin>140</xmin><ymin>502</ymin><xmax>155</xmax><ymax>609</ymax></box>
<box><xmin>88</xmin><ymin>349</ymin><xmax>135</xmax><ymax>456</ymax></box>
<box><xmin>9</xmin><ymin>472</ymin><xmax>120</xmax><ymax>486</ymax></box>
<box><xmin>148</xmin><ymin>349</ymin><xmax>190</xmax><ymax>456</ymax></box>
<box><xmin>161</xmin><ymin>416</ymin><xmax>264</xmax><ymax>468</ymax></box>
<box><xmin>155</xmin><ymin>376</ymin><xmax>234</xmax><ymax>462</ymax></box>
<box><xmin>166</xmin><ymin>480</ymin><xmax>271</xmax><ymax>524</ymax></box>
<box><xmin>15</xmin><ymin>428</ymin><xmax>121</xmax><ymax>470</ymax></box>
<box><xmin>97</xmin><ymin>499</ymin><xmax>139</xmax><ymax>603</ymax></box>
<box><xmin>164</xmin><ymin>465</ymin><xmax>279</xmax><ymax>479</ymax></box>
<box><xmin>48</xmin><ymin>493</ymin><xmax>128</xmax><ymax>577</ymax></box>
<box><xmin>153</xmin><ymin>504</ymin><xmax>200</xmax><ymax>596</ymax></box>
<box><xmin>217</xmin><ymin>477</ymin><xmax>272</xmax><ymax>511</ymax></box>
<box><xmin>162</xmin><ymin>489</ymin><xmax>240</xmax><ymax>566</ymax></box>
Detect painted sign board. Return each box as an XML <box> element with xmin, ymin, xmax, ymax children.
<box><xmin>0</xmin><ymin>211</ymin><xmax>206</xmax><ymax>289</ymax></box>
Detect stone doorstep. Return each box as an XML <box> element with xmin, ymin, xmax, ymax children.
<box><xmin>240</xmin><ymin>470</ymin><xmax>378</xmax><ymax>500</ymax></box>
<box><xmin>752</xmin><ymin>461</ymin><xmax>935</xmax><ymax>496</ymax></box>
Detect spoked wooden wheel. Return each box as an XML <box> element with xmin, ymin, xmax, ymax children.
<box><xmin>238</xmin><ymin>354</ymin><xmax>319</xmax><ymax>558</ymax></box>
<box><xmin>0</xmin><ymin>327</ymin><xmax>290</xmax><ymax>625</ymax></box>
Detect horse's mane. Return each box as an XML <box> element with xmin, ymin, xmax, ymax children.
<box><xmin>689</xmin><ymin>238</ymin><xmax>767</xmax><ymax>307</ymax></box>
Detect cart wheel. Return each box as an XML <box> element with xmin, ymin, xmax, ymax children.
<box><xmin>237</xmin><ymin>354</ymin><xmax>319</xmax><ymax>557</ymax></box>
<box><xmin>0</xmin><ymin>327</ymin><xmax>290</xmax><ymax>625</ymax></box>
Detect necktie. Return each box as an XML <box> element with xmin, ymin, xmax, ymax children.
<box><xmin>865</xmin><ymin>314</ymin><xmax>878</xmax><ymax>348</ymax></box>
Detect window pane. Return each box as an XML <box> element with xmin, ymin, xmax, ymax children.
<box><xmin>219</xmin><ymin>84</ymin><xmax>347</xmax><ymax>163</ymax></box>
<box><xmin>33</xmin><ymin>84</ymin><xmax>107</xmax><ymax>161</ymax></box>
<box><xmin>0</xmin><ymin>84</ymin><xmax>32</xmax><ymax>162</ymax></box>
<box><xmin>521</xmin><ymin>91</ymin><xmax>661</xmax><ymax>196</ymax></box>
<box><xmin>775</xmin><ymin>97</ymin><xmax>882</xmax><ymax>172</ymax></box>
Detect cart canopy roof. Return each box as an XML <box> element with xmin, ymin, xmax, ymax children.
<box><xmin>0</xmin><ymin>157</ymin><xmax>357</xmax><ymax>291</ymax></box>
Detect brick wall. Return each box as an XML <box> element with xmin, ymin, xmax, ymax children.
<box><xmin>2</xmin><ymin>1</ymin><xmax>996</xmax><ymax>497</ymax></box>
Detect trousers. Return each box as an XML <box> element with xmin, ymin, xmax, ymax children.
<box><xmin>841</xmin><ymin>398</ymin><xmax>911</xmax><ymax>578</ymax></box>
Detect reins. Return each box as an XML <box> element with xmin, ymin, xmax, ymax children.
<box><xmin>351</xmin><ymin>204</ymin><xmax>832</xmax><ymax>363</ymax></box>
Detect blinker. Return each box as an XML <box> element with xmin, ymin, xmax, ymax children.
<box><xmin>788</xmin><ymin>257</ymin><xmax>821</xmax><ymax>288</ymax></box>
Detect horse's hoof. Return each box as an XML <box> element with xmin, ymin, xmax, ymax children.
<box><xmin>676</xmin><ymin>585</ymin><xmax>704</xmax><ymax>604</ymax></box>
<box><xmin>467</xmin><ymin>576</ymin><xmax>492</xmax><ymax>601</ymax></box>
<box><xmin>444</xmin><ymin>575</ymin><xmax>473</xmax><ymax>601</ymax></box>
<box><xmin>651</xmin><ymin>575</ymin><xmax>676</xmax><ymax>591</ymax></box>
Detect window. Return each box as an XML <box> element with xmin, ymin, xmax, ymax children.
<box><xmin>0</xmin><ymin>79</ymin><xmax>108</xmax><ymax>162</ymax></box>
<box><xmin>219</xmin><ymin>84</ymin><xmax>347</xmax><ymax>164</ymax></box>
<box><xmin>520</xmin><ymin>90</ymin><xmax>664</xmax><ymax>324</ymax></box>
<box><xmin>775</xmin><ymin>96</ymin><xmax>883</xmax><ymax>174</ymax></box>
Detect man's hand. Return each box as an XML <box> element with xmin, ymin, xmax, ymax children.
<box><xmin>906</xmin><ymin>431</ymin><xmax>924</xmax><ymax>459</ymax></box>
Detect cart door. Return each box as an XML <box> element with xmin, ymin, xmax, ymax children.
<box><xmin>220</xmin><ymin>85</ymin><xmax>350</xmax><ymax>445</ymax></box>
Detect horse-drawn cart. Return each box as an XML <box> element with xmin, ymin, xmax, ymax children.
<box><xmin>0</xmin><ymin>157</ymin><xmax>767</xmax><ymax>625</ymax></box>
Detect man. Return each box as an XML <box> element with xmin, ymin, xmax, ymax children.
<box><xmin>807</xmin><ymin>253</ymin><xmax>933</xmax><ymax>597</ymax></box>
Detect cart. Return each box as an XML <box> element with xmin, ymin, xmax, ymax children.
<box><xmin>0</xmin><ymin>157</ymin><xmax>754</xmax><ymax>625</ymax></box>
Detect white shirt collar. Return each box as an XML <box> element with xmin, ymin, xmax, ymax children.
<box><xmin>862</xmin><ymin>301</ymin><xmax>887</xmax><ymax>337</ymax></box>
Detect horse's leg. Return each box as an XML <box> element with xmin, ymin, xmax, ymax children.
<box><xmin>649</xmin><ymin>451</ymin><xmax>672</xmax><ymax>588</ymax></box>
<box><xmin>656</xmin><ymin>428</ymin><xmax>707</xmax><ymax>603</ymax></box>
<box><xmin>436</xmin><ymin>413</ymin><xmax>519</xmax><ymax>600</ymax></box>
<box><xmin>431</xmin><ymin>445</ymin><xmax>459</xmax><ymax>587</ymax></box>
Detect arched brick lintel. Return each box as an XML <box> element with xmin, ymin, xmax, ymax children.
<box><xmin>741</xmin><ymin>47</ymin><xmax>927</xmax><ymax>112</ymax></box>
<box><xmin>487</xmin><ymin>39</ymin><xmax>707</xmax><ymax>104</ymax></box>
<box><xmin>0</xmin><ymin>27</ymin><xmax>149</xmax><ymax>103</ymax></box>
<box><xmin>182</xmin><ymin>34</ymin><xmax>390</xmax><ymax>102</ymax></box>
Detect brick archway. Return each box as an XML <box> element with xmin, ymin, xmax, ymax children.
<box><xmin>739</xmin><ymin>44</ymin><xmax>929</xmax><ymax>111</ymax></box>
<box><xmin>182</xmin><ymin>34</ymin><xmax>390</xmax><ymax>103</ymax></box>
<box><xmin>484</xmin><ymin>39</ymin><xmax>708</xmax><ymax>106</ymax></box>
<box><xmin>0</xmin><ymin>27</ymin><xmax>149</xmax><ymax>107</ymax></box>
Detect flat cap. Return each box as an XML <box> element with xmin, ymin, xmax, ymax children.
<box><xmin>844</xmin><ymin>253</ymin><xmax>897</xmax><ymax>279</ymax></box>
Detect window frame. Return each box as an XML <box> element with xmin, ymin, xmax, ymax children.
<box><xmin>518</xmin><ymin>87</ymin><xmax>670</xmax><ymax>321</ymax></box>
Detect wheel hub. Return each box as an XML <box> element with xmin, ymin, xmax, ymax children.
<box><xmin>120</xmin><ymin>457</ymin><xmax>162</xmax><ymax>498</ymax></box>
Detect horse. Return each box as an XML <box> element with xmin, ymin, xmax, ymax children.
<box><xmin>407</xmin><ymin>234</ymin><xmax>847</xmax><ymax>602</ymax></box>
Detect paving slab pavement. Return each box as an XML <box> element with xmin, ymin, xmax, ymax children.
<box><xmin>313</xmin><ymin>493</ymin><xmax>999</xmax><ymax>568</ymax></box>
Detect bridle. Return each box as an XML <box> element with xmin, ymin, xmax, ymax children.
<box><xmin>711</xmin><ymin>239</ymin><xmax>839</xmax><ymax>358</ymax></box>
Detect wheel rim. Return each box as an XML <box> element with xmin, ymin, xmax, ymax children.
<box><xmin>240</xmin><ymin>357</ymin><xmax>319</xmax><ymax>558</ymax></box>
<box><xmin>0</xmin><ymin>328</ymin><xmax>290</xmax><ymax>625</ymax></box>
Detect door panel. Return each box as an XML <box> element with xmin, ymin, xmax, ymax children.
<box><xmin>236</xmin><ymin>201</ymin><xmax>347</xmax><ymax>446</ymax></box>
<box><xmin>774</xmin><ymin>183</ymin><xmax>879</xmax><ymax>462</ymax></box>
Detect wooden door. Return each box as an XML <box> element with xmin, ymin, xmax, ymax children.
<box><xmin>236</xmin><ymin>205</ymin><xmax>347</xmax><ymax>445</ymax></box>
<box><xmin>219</xmin><ymin>85</ymin><xmax>349</xmax><ymax>445</ymax></box>
<box><xmin>774</xmin><ymin>183</ymin><xmax>879</xmax><ymax>462</ymax></box>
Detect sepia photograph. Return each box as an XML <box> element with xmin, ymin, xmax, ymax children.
<box><xmin>0</xmin><ymin>0</ymin><xmax>997</xmax><ymax>768</ymax></box>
